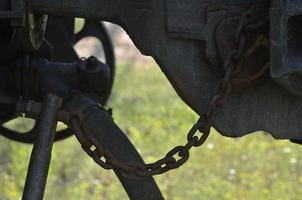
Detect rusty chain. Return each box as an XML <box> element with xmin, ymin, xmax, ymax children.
<box><xmin>62</xmin><ymin>1</ymin><xmax>270</xmax><ymax>178</ymax></box>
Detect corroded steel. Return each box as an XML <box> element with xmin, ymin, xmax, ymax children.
<box><xmin>1</xmin><ymin>0</ymin><xmax>302</xmax><ymax>199</ymax></box>
<box><xmin>63</xmin><ymin>0</ymin><xmax>269</xmax><ymax>178</ymax></box>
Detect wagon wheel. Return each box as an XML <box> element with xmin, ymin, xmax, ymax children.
<box><xmin>0</xmin><ymin>17</ymin><xmax>115</xmax><ymax>143</ymax></box>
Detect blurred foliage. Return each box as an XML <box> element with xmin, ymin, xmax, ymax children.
<box><xmin>1</xmin><ymin>61</ymin><xmax>302</xmax><ymax>200</ymax></box>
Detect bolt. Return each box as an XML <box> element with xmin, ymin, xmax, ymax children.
<box><xmin>86</xmin><ymin>56</ymin><xmax>99</xmax><ymax>70</ymax></box>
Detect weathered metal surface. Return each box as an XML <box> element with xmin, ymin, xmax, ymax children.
<box><xmin>0</xmin><ymin>0</ymin><xmax>162</xmax><ymax>198</ymax></box>
<box><xmin>44</xmin><ymin>16</ymin><xmax>78</xmax><ymax>62</ymax></box>
<box><xmin>1</xmin><ymin>56</ymin><xmax>110</xmax><ymax>101</ymax></box>
<box><xmin>59</xmin><ymin>1</ymin><xmax>267</xmax><ymax>179</ymax></box>
<box><xmin>9</xmin><ymin>94</ymin><xmax>164</xmax><ymax>199</ymax></box>
<box><xmin>28</xmin><ymin>0</ymin><xmax>302</xmax><ymax>140</ymax></box>
<box><xmin>28</xmin><ymin>0</ymin><xmax>301</xmax><ymax>140</ymax></box>
<box><xmin>62</xmin><ymin>93</ymin><xmax>164</xmax><ymax>200</ymax></box>
<box><xmin>270</xmin><ymin>0</ymin><xmax>302</xmax><ymax>97</ymax></box>
<box><xmin>0</xmin><ymin>55</ymin><xmax>111</xmax><ymax>143</ymax></box>
<box><xmin>29</xmin><ymin>0</ymin><xmax>243</xmax><ymax>113</ymax></box>
<box><xmin>2</xmin><ymin>0</ymin><xmax>302</xmax><ymax>198</ymax></box>
<box><xmin>214</xmin><ymin>0</ymin><xmax>302</xmax><ymax>139</ymax></box>
<box><xmin>22</xmin><ymin>94</ymin><xmax>61</xmax><ymax>200</ymax></box>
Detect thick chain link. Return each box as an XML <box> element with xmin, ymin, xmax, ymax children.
<box><xmin>67</xmin><ymin>0</ymin><xmax>269</xmax><ymax>178</ymax></box>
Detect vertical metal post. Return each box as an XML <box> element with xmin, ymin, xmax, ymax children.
<box><xmin>22</xmin><ymin>94</ymin><xmax>62</xmax><ymax>200</ymax></box>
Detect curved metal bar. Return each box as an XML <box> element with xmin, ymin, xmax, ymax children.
<box><xmin>63</xmin><ymin>92</ymin><xmax>164</xmax><ymax>200</ymax></box>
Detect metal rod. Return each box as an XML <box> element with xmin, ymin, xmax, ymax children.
<box><xmin>22</xmin><ymin>94</ymin><xmax>62</xmax><ymax>200</ymax></box>
<box><xmin>64</xmin><ymin>93</ymin><xmax>164</xmax><ymax>200</ymax></box>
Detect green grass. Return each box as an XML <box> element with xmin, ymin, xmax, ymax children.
<box><xmin>1</xmin><ymin>61</ymin><xmax>302</xmax><ymax>200</ymax></box>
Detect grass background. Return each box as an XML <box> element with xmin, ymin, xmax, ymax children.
<box><xmin>1</xmin><ymin>62</ymin><xmax>302</xmax><ymax>200</ymax></box>
<box><xmin>1</xmin><ymin>20</ymin><xmax>302</xmax><ymax>199</ymax></box>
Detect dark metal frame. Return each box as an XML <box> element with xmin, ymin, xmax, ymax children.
<box><xmin>1</xmin><ymin>0</ymin><xmax>302</xmax><ymax>199</ymax></box>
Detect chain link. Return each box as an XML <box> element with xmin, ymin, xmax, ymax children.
<box><xmin>66</xmin><ymin>0</ymin><xmax>269</xmax><ymax>178</ymax></box>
